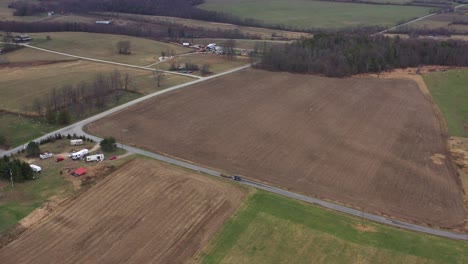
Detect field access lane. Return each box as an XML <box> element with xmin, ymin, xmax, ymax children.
<box><xmin>0</xmin><ymin>42</ymin><xmax>202</xmax><ymax>79</ymax></box>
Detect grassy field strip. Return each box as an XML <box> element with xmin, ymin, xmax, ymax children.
<box><xmin>423</xmin><ymin>68</ymin><xmax>468</xmax><ymax>137</ymax></box>
<box><xmin>197</xmin><ymin>192</ymin><xmax>468</xmax><ymax>263</ymax></box>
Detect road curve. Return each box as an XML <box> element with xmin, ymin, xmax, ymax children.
<box><xmin>1</xmin><ymin>56</ymin><xmax>467</xmax><ymax>240</ymax></box>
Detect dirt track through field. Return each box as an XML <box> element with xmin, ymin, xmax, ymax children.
<box><xmin>0</xmin><ymin>159</ymin><xmax>246</xmax><ymax>264</ymax></box>
<box><xmin>89</xmin><ymin>69</ymin><xmax>466</xmax><ymax>227</ymax></box>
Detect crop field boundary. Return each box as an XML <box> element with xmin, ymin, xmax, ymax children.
<box><xmin>1</xmin><ymin>62</ymin><xmax>467</xmax><ymax>240</ymax></box>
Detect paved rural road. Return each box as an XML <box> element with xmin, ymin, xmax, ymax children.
<box><xmin>2</xmin><ymin>43</ymin><xmax>468</xmax><ymax>241</ymax></box>
<box><xmin>375</xmin><ymin>4</ymin><xmax>468</xmax><ymax>35</ymax></box>
<box><xmin>0</xmin><ymin>63</ymin><xmax>252</xmax><ymax>156</ymax></box>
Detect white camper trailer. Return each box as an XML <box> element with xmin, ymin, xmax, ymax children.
<box><xmin>70</xmin><ymin>149</ymin><xmax>89</xmax><ymax>160</ymax></box>
<box><xmin>30</xmin><ymin>164</ymin><xmax>42</xmax><ymax>173</ymax></box>
<box><xmin>86</xmin><ymin>154</ymin><xmax>105</xmax><ymax>162</ymax></box>
<box><xmin>70</xmin><ymin>139</ymin><xmax>84</xmax><ymax>146</ymax></box>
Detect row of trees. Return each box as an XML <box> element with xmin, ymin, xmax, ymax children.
<box><xmin>31</xmin><ymin>70</ymin><xmax>135</xmax><ymax>124</ymax></box>
<box><xmin>322</xmin><ymin>0</ymin><xmax>451</xmax><ymax>8</ymax></box>
<box><xmin>0</xmin><ymin>18</ymin><xmax>258</xmax><ymax>42</ymax></box>
<box><xmin>255</xmin><ymin>33</ymin><xmax>468</xmax><ymax>77</ymax></box>
<box><xmin>0</xmin><ymin>156</ymin><xmax>34</xmax><ymax>183</ymax></box>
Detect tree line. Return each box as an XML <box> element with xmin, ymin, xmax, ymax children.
<box><xmin>0</xmin><ymin>18</ymin><xmax>258</xmax><ymax>41</ymax></box>
<box><xmin>0</xmin><ymin>156</ymin><xmax>34</xmax><ymax>183</ymax></box>
<box><xmin>254</xmin><ymin>33</ymin><xmax>468</xmax><ymax>77</ymax></box>
<box><xmin>31</xmin><ymin>70</ymin><xmax>136</xmax><ymax>125</ymax></box>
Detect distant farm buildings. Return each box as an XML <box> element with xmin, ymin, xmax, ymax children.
<box><xmin>13</xmin><ymin>34</ymin><xmax>32</xmax><ymax>42</ymax></box>
<box><xmin>96</xmin><ymin>20</ymin><xmax>112</xmax><ymax>25</ymax></box>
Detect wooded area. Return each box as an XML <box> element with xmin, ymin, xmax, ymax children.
<box><xmin>255</xmin><ymin>33</ymin><xmax>468</xmax><ymax>77</ymax></box>
<box><xmin>31</xmin><ymin>70</ymin><xmax>136</xmax><ymax>124</ymax></box>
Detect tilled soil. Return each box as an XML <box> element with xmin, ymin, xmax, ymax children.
<box><xmin>0</xmin><ymin>159</ymin><xmax>246</xmax><ymax>264</ymax></box>
<box><xmin>89</xmin><ymin>69</ymin><xmax>466</xmax><ymax>228</ymax></box>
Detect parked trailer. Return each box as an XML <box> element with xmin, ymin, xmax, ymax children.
<box><xmin>39</xmin><ymin>152</ymin><xmax>53</xmax><ymax>159</ymax></box>
<box><xmin>86</xmin><ymin>154</ymin><xmax>104</xmax><ymax>162</ymax></box>
<box><xmin>70</xmin><ymin>139</ymin><xmax>84</xmax><ymax>146</ymax></box>
<box><xmin>70</xmin><ymin>149</ymin><xmax>89</xmax><ymax>160</ymax></box>
<box><xmin>30</xmin><ymin>164</ymin><xmax>42</xmax><ymax>173</ymax></box>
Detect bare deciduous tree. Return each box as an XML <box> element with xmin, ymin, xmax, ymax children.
<box><xmin>32</xmin><ymin>98</ymin><xmax>43</xmax><ymax>115</ymax></box>
<box><xmin>223</xmin><ymin>39</ymin><xmax>236</xmax><ymax>60</ymax></box>
<box><xmin>117</xmin><ymin>40</ymin><xmax>131</xmax><ymax>54</ymax></box>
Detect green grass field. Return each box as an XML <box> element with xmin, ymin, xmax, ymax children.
<box><xmin>423</xmin><ymin>69</ymin><xmax>468</xmax><ymax>137</ymax></box>
<box><xmin>29</xmin><ymin>32</ymin><xmax>192</xmax><ymax>66</ymax></box>
<box><xmin>197</xmin><ymin>191</ymin><xmax>468</xmax><ymax>264</ymax></box>
<box><xmin>0</xmin><ymin>114</ymin><xmax>60</xmax><ymax>149</ymax></box>
<box><xmin>0</xmin><ymin>157</ymin><xmax>74</xmax><ymax>234</ymax></box>
<box><xmin>198</xmin><ymin>0</ymin><xmax>434</xmax><ymax>30</ymax></box>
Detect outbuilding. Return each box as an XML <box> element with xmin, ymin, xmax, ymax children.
<box><xmin>73</xmin><ymin>167</ymin><xmax>87</xmax><ymax>177</ymax></box>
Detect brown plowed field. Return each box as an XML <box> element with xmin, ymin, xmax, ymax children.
<box><xmin>0</xmin><ymin>159</ymin><xmax>246</xmax><ymax>264</ymax></box>
<box><xmin>89</xmin><ymin>69</ymin><xmax>466</xmax><ymax>227</ymax></box>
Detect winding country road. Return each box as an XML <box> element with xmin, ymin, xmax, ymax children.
<box><xmin>1</xmin><ymin>44</ymin><xmax>468</xmax><ymax>241</ymax></box>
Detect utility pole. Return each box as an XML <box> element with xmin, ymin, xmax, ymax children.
<box><xmin>10</xmin><ymin>168</ymin><xmax>13</xmax><ymax>188</ymax></box>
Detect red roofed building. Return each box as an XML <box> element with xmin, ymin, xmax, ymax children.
<box><xmin>73</xmin><ymin>167</ymin><xmax>87</xmax><ymax>176</ymax></box>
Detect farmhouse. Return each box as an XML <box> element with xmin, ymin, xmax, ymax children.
<box><xmin>14</xmin><ymin>34</ymin><xmax>32</xmax><ymax>42</ymax></box>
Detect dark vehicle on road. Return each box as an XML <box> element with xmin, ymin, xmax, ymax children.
<box><xmin>232</xmin><ymin>175</ymin><xmax>241</xmax><ymax>181</ymax></box>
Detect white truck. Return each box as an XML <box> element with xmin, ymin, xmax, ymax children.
<box><xmin>39</xmin><ymin>152</ymin><xmax>53</xmax><ymax>160</ymax></box>
<box><xmin>30</xmin><ymin>164</ymin><xmax>42</xmax><ymax>173</ymax></box>
<box><xmin>70</xmin><ymin>149</ymin><xmax>89</xmax><ymax>160</ymax></box>
<box><xmin>70</xmin><ymin>139</ymin><xmax>84</xmax><ymax>146</ymax></box>
<box><xmin>86</xmin><ymin>154</ymin><xmax>105</xmax><ymax>162</ymax></box>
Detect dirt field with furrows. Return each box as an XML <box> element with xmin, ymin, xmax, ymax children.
<box><xmin>88</xmin><ymin>69</ymin><xmax>466</xmax><ymax>228</ymax></box>
<box><xmin>0</xmin><ymin>159</ymin><xmax>246</xmax><ymax>264</ymax></box>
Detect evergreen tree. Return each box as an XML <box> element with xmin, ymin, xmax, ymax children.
<box><xmin>100</xmin><ymin>137</ymin><xmax>117</xmax><ymax>152</ymax></box>
<box><xmin>58</xmin><ymin>108</ymin><xmax>71</xmax><ymax>125</ymax></box>
<box><xmin>26</xmin><ymin>142</ymin><xmax>40</xmax><ymax>157</ymax></box>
